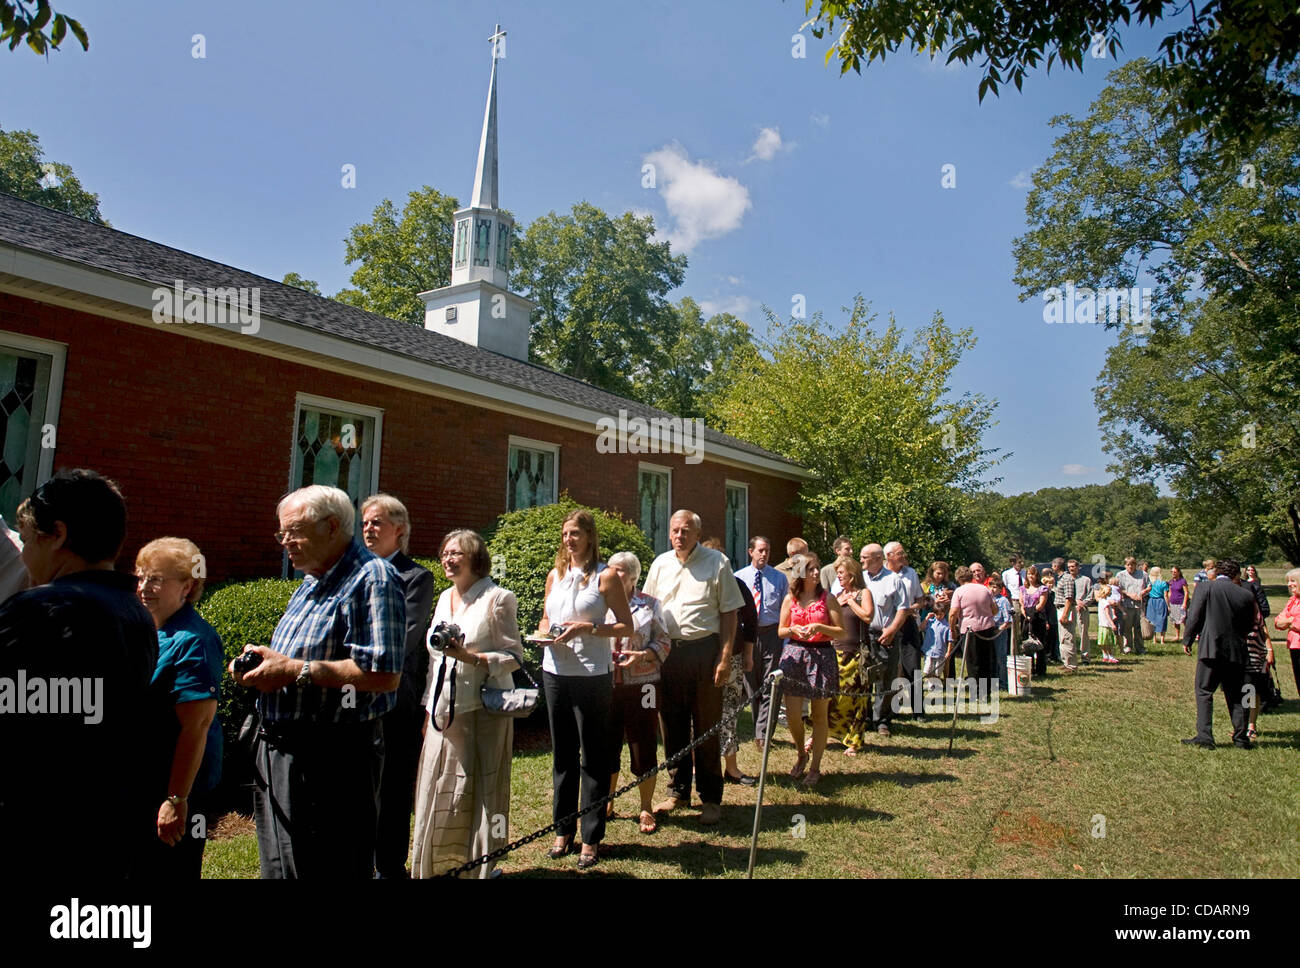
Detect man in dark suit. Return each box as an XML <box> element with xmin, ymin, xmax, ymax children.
<box><xmin>1182</xmin><ymin>557</ymin><xmax>1256</xmax><ymax>749</ymax></box>
<box><xmin>362</xmin><ymin>494</ymin><xmax>436</xmax><ymax>877</ymax></box>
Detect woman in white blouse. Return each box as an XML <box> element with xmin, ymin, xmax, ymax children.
<box><xmin>410</xmin><ymin>529</ymin><xmax>522</xmax><ymax>879</ymax></box>
<box><xmin>537</xmin><ymin>509</ymin><xmax>633</xmax><ymax>870</ymax></box>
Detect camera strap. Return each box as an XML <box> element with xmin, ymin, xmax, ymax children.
<box><xmin>430</xmin><ymin>654</ymin><xmax>456</xmax><ymax>733</ymax></box>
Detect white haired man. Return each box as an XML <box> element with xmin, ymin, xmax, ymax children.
<box><xmin>232</xmin><ymin>485</ymin><xmax>406</xmax><ymax>878</ymax></box>
<box><xmin>642</xmin><ymin>509</ymin><xmax>743</xmax><ymax>825</ymax></box>
<box><xmin>362</xmin><ymin>493</ymin><xmax>435</xmax><ymax>879</ymax></box>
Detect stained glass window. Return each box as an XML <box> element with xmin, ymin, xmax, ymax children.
<box><xmin>454</xmin><ymin>219</ymin><xmax>470</xmax><ymax>269</ymax></box>
<box><xmin>639</xmin><ymin>466</ymin><xmax>669</xmax><ymax>554</ymax></box>
<box><xmin>0</xmin><ymin>350</ymin><xmax>52</xmax><ymax>524</ymax></box>
<box><xmin>724</xmin><ymin>483</ymin><xmax>748</xmax><ymax>570</ymax></box>
<box><xmin>292</xmin><ymin>403</ymin><xmax>376</xmax><ymax>516</ymax></box>
<box><xmin>507</xmin><ymin>442</ymin><xmax>556</xmax><ymax>511</ymax></box>
<box><xmin>496</xmin><ymin>222</ymin><xmax>510</xmax><ymax>272</ymax></box>
<box><xmin>474</xmin><ymin>218</ymin><xmax>493</xmax><ymax>267</ymax></box>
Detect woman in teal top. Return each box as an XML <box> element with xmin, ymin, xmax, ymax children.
<box><xmin>136</xmin><ymin>537</ymin><xmax>223</xmax><ymax>879</ymax></box>
<box><xmin>1145</xmin><ymin>566</ymin><xmax>1170</xmax><ymax>645</ymax></box>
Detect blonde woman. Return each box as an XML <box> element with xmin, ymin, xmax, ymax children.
<box><xmin>134</xmin><ymin>537</ymin><xmax>223</xmax><ymax>879</ymax></box>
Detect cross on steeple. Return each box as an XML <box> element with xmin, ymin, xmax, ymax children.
<box><xmin>489</xmin><ymin>24</ymin><xmax>506</xmax><ymax>60</ymax></box>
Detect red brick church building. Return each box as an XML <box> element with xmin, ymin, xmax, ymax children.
<box><xmin>0</xmin><ymin>42</ymin><xmax>804</xmax><ymax>581</ymax></box>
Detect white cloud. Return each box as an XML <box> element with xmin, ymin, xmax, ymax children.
<box><xmin>643</xmin><ymin>143</ymin><xmax>752</xmax><ymax>253</ymax></box>
<box><xmin>1062</xmin><ymin>464</ymin><xmax>1097</xmax><ymax>476</ymax></box>
<box><xmin>1010</xmin><ymin>170</ymin><xmax>1033</xmax><ymax>190</ymax></box>
<box><xmin>749</xmin><ymin>126</ymin><xmax>785</xmax><ymax>162</ymax></box>
<box><xmin>700</xmin><ymin>294</ymin><xmax>756</xmax><ymax>317</ymax></box>
<box><xmin>810</xmin><ymin>113</ymin><xmax>830</xmax><ymax>127</ymax></box>
<box><xmin>725</xmin><ymin>275</ymin><xmax>742</xmax><ymax>286</ymax></box>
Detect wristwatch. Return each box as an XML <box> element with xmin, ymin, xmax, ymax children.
<box><xmin>165</xmin><ymin>794</ymin><xmax>186</xmax><ymax>808</ymax></box>
<box><xmin>296</xmin><ymin>660</ymin><xmax>313</xmax><ymax>687</ymax></box>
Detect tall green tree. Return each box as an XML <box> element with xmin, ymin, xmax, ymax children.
<box><xmin>0</xmin><ymin>127</ymin><xmax>103</xmax><ymax>222</ymax></box>
<box><xmin>712</xmin><ymin>297</ymin><xmax>1001</xmax><ymax>565</ymax></box>
<box><xmin>1</xmin><ymin>1</ymin><xmax>86</xmax><ymax>54</ymax></box>
<box><xmin>1012</xmin><ymin>59</ymin><xmax>1300</xmax><ymax>563</ymax></box>
<box><xmin>513</xmin><ymin>203</ymin><xmax>686</xmax><ymax>397</ymax></box>
<box><xmin>335</xmin><ymin>187</ymin><xmax>458</xmax><ymax>323</ymax></box>
<box><xmin>799</xmin><ymin>0</ymin><xmax>1300</xmax><ymax>150</ymax></box>
<box><xmin>632</xmin><ymin>296</ymin><xmax>756</xmax><ymax>421</ymax></box>
<box><xmin>281</xmin><ymin>272</ymin><xmax>321</xmax><ymax>295</ymax></box>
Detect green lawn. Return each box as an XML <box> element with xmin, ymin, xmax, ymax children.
<box><xmin>204</xmin><ymin>578</ymin><xmax>1299</xmax><ymax>878</ymax></box>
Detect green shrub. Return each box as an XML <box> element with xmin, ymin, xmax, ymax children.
<box><xmin>484</xmin><ymin>496</ymin><xmax>655</xmax><ymax>668</ymax></box>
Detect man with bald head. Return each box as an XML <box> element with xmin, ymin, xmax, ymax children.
<box><xmin>641</xmin><ymin>509</ymin><xmax>743</xmax><ymax>825</ymax></box>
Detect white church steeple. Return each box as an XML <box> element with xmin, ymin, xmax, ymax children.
<box><xmin>420</xmin><ymin>24</ymin><xmax>536</xmax><ymax>361</ymax></box>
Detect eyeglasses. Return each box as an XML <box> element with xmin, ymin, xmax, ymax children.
<box><xmin>440</xmin><ymin>550</ymin><xmax>465</xmax><ymax>561</ymax></box>
<box><xmin>136</xmin><ymin>574</ymin><xmax>178</xmax><ymax>589</ymax></box>
<box><xmin>274</xmin><ymin>524</ymin><xmax>317</xmax><ymax>544</ymax></box>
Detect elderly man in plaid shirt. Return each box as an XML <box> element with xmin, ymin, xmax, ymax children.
<box><xmin>1051</xmin><ymin>556</ymin><xmax>1079</xmax><ymax>672</ymax></box>
<box><xmin>232</xmin><ymin>485</ymin><xmax>405</xmax><ymax>879</ymax></box>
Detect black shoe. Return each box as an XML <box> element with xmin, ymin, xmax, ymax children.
<box><xmin>577</xmin><ymin>848</ymin><xmax>599</xmax><ymax>870</ymax></box>
<box><xmin>725</xmin><ymin>772</ymin><xmax>757</xmax><ymax>786</ymax></box>
<box><xmin>1181</xmin><ymin>737</ymin><xmax>1216</xmax><ymax>748</ymax></box>
<box><xmin>1233</xmin><ymin>740</ymin><xmax>1254</xmax><ymax>749</ymax></box>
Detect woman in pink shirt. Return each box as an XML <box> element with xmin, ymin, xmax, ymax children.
<box><xmin>947</xmin><ymin>565</ymin><xmax>997</xmax><ymax>682</ymax></box>
<box><xmin>1274</xmin><ymin>569</ymin><xmax>1300</xmax><ymax>695</ymax></box>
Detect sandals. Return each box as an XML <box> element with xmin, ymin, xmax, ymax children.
<box><xmin>843</xmin><ymin>746</ymin><xmax>858</xmax><ymax>757</ymax></box>
<box><xmin>577</xmin><ymin>846</ymin><xmax>599</xmax><ymax>870</ymax></box>
<box><xmin>547</xmin><ymin>837</ymin><xmax>575</xmax><ymax>859</ymax></box>
<box><xmin>638</xmin><ymin>810</ymin><xmax>657</xmax><ymax>834</ymax></box>
<box><xmin>803</xmin><ymin>738</ymin><xmax>814</xmax><ymax>755</ymax></box>
<box><xmin>1247</xmin><ymin>725</ymin><xmax>1258</xmax><ymax>741</ymax></box>
<box><xmin>802</xmin><ymin>769</ymin><xmax>822</xmax><ymax>789</ymax></box>
<box><xmin>789</xmin><ymin>753</ymin><xmax>808</xmax><ymax>779</ymax></box>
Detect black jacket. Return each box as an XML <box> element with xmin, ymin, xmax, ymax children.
<box><xmin>390</xmin><ymin>551</ymin><xmax>435</xmax><ymax>714</ymax></box>
<box><xmin>1183</xmin><ymin>577</ymin><xmax>1255</xmax><ymax>664</ymax></box>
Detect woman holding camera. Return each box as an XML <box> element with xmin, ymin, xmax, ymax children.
<box><xmin>410</xmin><ymin>529</ymin><xmax>522</xmax><ymax>879</ymax></box>
<box><xmin>538</xmin><ymin>509</ymin><xmax>633</xmax><ymax>870</ymax></box>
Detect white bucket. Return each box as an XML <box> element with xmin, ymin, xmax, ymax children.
<box><xmin>1007</xmin><ymin>656</ymin><xmax>1032</xmax><ymax>697</ymax></box>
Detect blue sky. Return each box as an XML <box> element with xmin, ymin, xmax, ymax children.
<box><xmin>2</xmin><ymin>0</ymin><xmax>1182</xmax><ymax>495</ymax></box>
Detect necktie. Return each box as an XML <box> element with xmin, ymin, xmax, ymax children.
<box><xmin>753</xmin><ymin>574</ymin><xmax>762</xmax><ymax>613</ymax></box>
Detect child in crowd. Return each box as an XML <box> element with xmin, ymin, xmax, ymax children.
<box><xmin>923</xmin><ymin>590</ymin><xmax>952</xmax><ymax>680</ymax></box>
<box><xmin>988</xmin><ymin>574</ymin><xmax>1014</xmax><ymax>691</ymax></box>
<box><xmin>1094</xmin><ymin>582</ymin><xmax>1121</xmax><ymax>664</ymax></box>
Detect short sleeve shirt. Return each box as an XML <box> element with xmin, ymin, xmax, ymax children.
<box><xmin>864</xmin><ymin>568</ymin><xmax>906</xmax><ymax>631</ymax></box>
<box><xmin>154</xmin><ymin>603</ymin><xmax>224</xmax><ymax>795</ymax></box>
<box><xmin>641</xmin><ymin>544</ymin><xmax>745</xmax><ymax>641</ymax></box>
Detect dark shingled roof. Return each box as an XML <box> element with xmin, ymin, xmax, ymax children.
<box><xmin>0</xmin><ymin>193</ymin><xmax>798</xmax><ymax>469</ymax></box>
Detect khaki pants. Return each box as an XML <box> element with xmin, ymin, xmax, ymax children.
<box><xmin>1074</xmin><ymin>608</ymin><xmax>1090</xmax><ymax>659</ymax></box>
<box><xmin>1058</xmin><ymin>609</ymin><xmax>1079</xmax><ymax>667</ymax></box>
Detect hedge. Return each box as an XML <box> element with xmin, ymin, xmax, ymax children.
<box><xmin>483</xmin><ymin>496</ymin><xmax>655</xmax><ymax>668</ymax></box>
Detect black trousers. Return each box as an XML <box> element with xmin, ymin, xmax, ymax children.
<box><xmin>253</xmin><ymin>718</ymin><xmax>385</xmax><ymax>879</ymax></box>
<box><xmin>873</xmin><ymin>622</ymin><xmax>921</xmax><ymax>724</ymax></box>
<box><xmin>1194</xmin><ymin>658</ymin><xmax>1248</xmax><ymax>745</ymax></box>
<box><xmin>609</xmin><ymin>680</ymin><xmax>660</xmax><ymax>777</ymax></box>
<box><xmin>132</xmin><ymin>790</ymin><xmax>212</xmax><ymax>879</ymax></box>
<box><xmin>749</xmin><ymin>626</ymin><xmax>783</xmax><ymax>744</ymax></box>
<box><xmin>543</xmin><ymin>671</ymin><xmax>612</xmax><ymax>845</ymax></box>
<box><xmin>1290</xmin><ymin>648</ymin><xmax>1300</xmax><ymax>697</ymax></box>
<box><xmin>374</xmin><ymin>700</ymin><xmax>424</xmax><ymax>878</ymax></box>
<box><xmin>660</xmin><ymin>634</ymin><xmax>724</xmax><ymax>805</ymax></box>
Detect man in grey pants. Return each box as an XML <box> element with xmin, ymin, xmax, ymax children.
<box><xmin>1052</xmin><ymin>556</ymin><xmax>1078</xmax><ymax>671</ymax></box>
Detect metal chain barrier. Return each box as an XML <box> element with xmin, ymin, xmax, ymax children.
<box><xmin>438</xmin><ymin>672</ymin><xmax>777</xmax><ymax>877</ymax></box>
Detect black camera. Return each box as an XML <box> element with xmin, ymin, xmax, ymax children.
<box><xmin>429</xmin><ymin>621</ymin><xmax>464</xmax><ymax>651</ymax></box>
<box><xmin>233</xmin><ymin>649</ymin><xmax>263</xmax><ymax>675</ymax></box>
<box><xmin>548</xmin><ymin>623</ymin><xmax>566</xmax><ymax>639</ymax></box>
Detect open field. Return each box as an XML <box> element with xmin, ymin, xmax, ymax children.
<box><xmin>204</xmin><ymin>578</ymin><xmax>1299</xmax><ymax>878</ymax></box>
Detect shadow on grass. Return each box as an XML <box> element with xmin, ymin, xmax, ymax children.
<box><xmin>501</xmin><ymin>838</ymin><xmax>812</xmax><ymax>878</ymax></box>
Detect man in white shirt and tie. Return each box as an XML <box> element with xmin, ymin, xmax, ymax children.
<box><xmin>734</xmin><ymin>536</ymin><xmax>789</xmax><ymax>751</ymax></box>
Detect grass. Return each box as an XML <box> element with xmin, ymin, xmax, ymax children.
<box><xmin>204</xmin><ymin>575</ymin><xmax>1299</xmax><ymax>879</ymax></box>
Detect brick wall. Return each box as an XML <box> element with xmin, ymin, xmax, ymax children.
<box><xmin>0</xmin><ymin>292</ymin><xmax>802</xmax><ymax>581</ymax></box>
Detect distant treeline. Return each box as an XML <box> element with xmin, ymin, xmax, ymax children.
<box><xmin>969</xmin><ymin>482</ymin><xmax>1288</xmax><ymax>571</ymax></box>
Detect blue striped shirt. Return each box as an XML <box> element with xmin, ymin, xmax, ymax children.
<box><xmin>259</xmin><ymin>539</ymin><xmax>406</xmax><ymax>724</ymax></box>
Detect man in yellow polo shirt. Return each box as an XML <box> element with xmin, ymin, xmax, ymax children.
<box><xmin>642</xmin><ymin>509</ymin><xmax>743</xmax><ymax>825</ymax></box>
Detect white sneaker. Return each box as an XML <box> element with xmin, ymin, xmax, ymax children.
<box><xmin>1123</xmin><ymin>647</ymin><xmax>1132</xmax><ymax>654</ymax></box>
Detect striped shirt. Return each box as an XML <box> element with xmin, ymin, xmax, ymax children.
<box><xmin>260</xmin><ymin>539</ymin><xmax>406</xmax><ymax>724</ymax></box>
